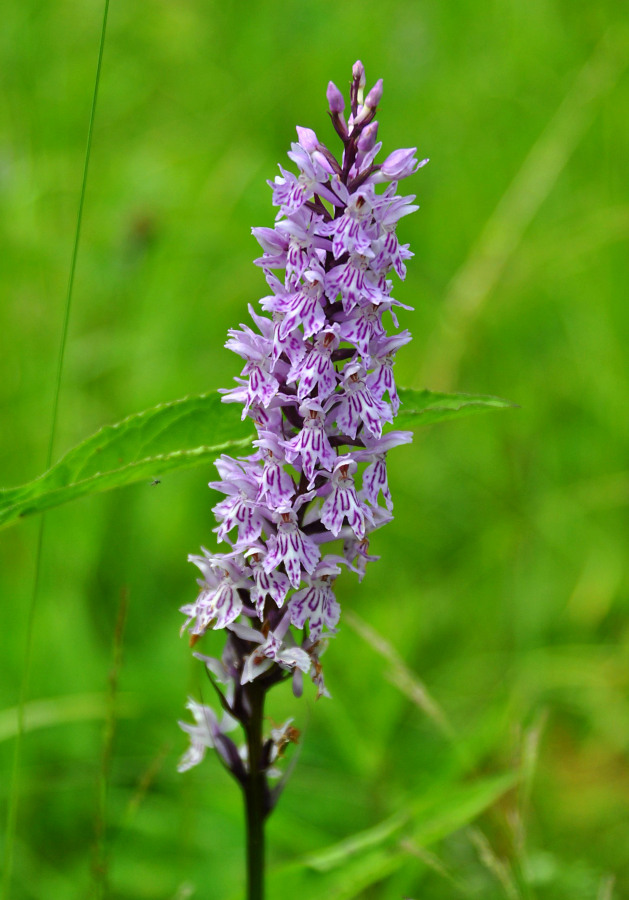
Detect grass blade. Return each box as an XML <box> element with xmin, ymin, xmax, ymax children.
<box><xmin>2</xmin><ymin>2</ymin><xmax>111</xmax><ymax>896</ymax></box>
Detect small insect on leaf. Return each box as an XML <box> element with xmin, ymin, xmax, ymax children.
<box><xmin>150</xmin><ymin>479</ymin><xmax>161</xmax><ymax>486</ymax></box>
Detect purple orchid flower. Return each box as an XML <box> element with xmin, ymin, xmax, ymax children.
<box><xmin>178</xmin><ymin>62</ymin><xmax>426</xmax><ymax>792</ymax></box>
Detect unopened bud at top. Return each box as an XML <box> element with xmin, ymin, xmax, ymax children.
<box><xmin>364</xmin><ymin>78</ymin><xmax>383</xmax><ymax>110</ymax></box>
<box><xmin>326</xmin><ymin>81</ymin><xmax>345</xmax><ymax>114</ymax></box>
<box><xmin>352</xmin><ymin>60</ymin><xmax>366</xmax><ymax>90</ymax></box>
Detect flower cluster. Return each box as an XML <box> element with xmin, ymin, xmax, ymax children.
<box><xmin>179</xmin><ymin>61</ymin><xmax>426</xmax><ymax>778</ymax></box>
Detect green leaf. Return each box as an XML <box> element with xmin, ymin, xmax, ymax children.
<box><xmin>0</xmin><ymin>393</ymin><xmax>252</xmax><ymax>530</ymax></box>
<box><xmin>0</xmin><ymin>388</ymin><xmax>514</xmax><ymax>530</ymax></box>
<box><xmin>396</xmin><ymin>388</ymin><xmax>516</xmax><ymax>429</ymax></box>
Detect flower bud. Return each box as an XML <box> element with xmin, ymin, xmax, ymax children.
<box><xmin>326</xmin><ymin>81</ymin><xmax>345</xmax><ymax>113</ymax></box>
<box><xmin>380</xmin><ymin>148</ymin><xmax>428</xmax><ymax>179</ymax></box>
<box><xmin>364</xmin><ymin>78</ymin><xmax>383</xmax><ymax>110</ymax></box>
<box><xmin>352</xmin><ymin>60</ymin><xmax>366</xmax><ymax>90</ymax></box>
<box><xmin>357</xmin><ymin>121</ymin><xmax>379</xmax><ymax>153</ymax></box>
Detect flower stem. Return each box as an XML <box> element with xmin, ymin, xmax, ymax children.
<box><xmin>243</xmin><ymin>682</ymin><xmax>266</xmax><ymax>900</ymax></box>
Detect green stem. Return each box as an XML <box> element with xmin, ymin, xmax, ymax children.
<box><xmin>243</xmin><ymin>683</ymin><xmax>266</xmax><ymax>900</ymax></box>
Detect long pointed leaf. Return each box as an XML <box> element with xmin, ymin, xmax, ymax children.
<box><xmin>0</xmin><ymin>394</ymin><xmax>251</xmax><ymax>529</ymax></box>
<box><xmin>396</xmin><ymin>388</ymin><xmax>516</xmax><ymax>429</ymax></box>
<box><xmin>0</xmin><ymin>388</ymin><xmax>513</xmax><ymax>529</ymax></box>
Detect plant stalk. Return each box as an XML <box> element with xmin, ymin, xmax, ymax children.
<box><xmin>243</xmin><ymin>682</ymin><xmax>266</xmax><ymax>900</ymax></box>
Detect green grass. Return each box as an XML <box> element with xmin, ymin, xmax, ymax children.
<box><xmin>1</xmin><ymin>0</ymin><xmax>629</xmax><ymax>897</ymax></box>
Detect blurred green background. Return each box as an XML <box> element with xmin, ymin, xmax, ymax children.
<box><xmin>1</xmin><ymin>0</ymin><xmax>628</xmax><ymax>897</ymax></box>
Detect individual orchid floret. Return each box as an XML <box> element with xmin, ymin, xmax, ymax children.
<box><xmin>243</xmin><ymin>546</ymin><xmax>291</xmax><ymax>618</ymax></box>
<box><xmin>324</xmin><ymin>249</ymin><xmax>378</xmax><ymax>313</ymax></box>
<box><xmin>343</xmin><ymin>535</ymin><xmax>381</xmax><ymax>582</ymax></box>
<box><xmin>223</xmin><ymin>325</ymin><xmax>280</xmax><ymax>416</ymax></box>
<box><xmin>375</xmin><ymin>184</ymin><xmax>420</xmax><ymax>227</ymax></box>
<box><xmin>337</xmin><ymin>302</ymin><xmax>386</xmax><ymax>360</ymax></box>
<box><xmin>232</xmin><ymin>617</ymin><xmax>312</xmax><ymax>684</ymax></box>
<box><xmin>335</xmin><ymin>362</ymin><xmax>393</xmax><ymax>438</ymax></box>
<box><xmin>287</xmin><ymin>324</ymin><xmax>341</xmax><ymax>400</ymax></box>
<box><xmin>252</xmin><ymin>225</ymin><xmax>291</xmax><ymax>272</ymax></box>
<box><xmin>181</xmin><ymin>552</ymin><xmax>251</xmax><ymax>636</ymax></box>
<box><xmin>264</xmin><ymin>506</ymin><xmax>321</xmax><ymax>588</ymax></box>
<box><xmin>321</xmin><ymin>187</ymin><xmax>377</xmax><ymax>259</ymax></box>
<box><xmin>270</xmin><ymin>145</ymin><xmax>341</xmax><ymax>219</ymax></box>
<box><xmin>282</xmin><ymin>399</ymin><xmax>336</xmax><ymax>482</ymax></box>
<box><xmin>210</xmin><ymin>466</ymin><xmax>267</xmax><ymax>545</ymax></box>
<box><xmin>365</xmin><ymin>331</ymin><xmax>412</xmax><ymax>410</ymax></box>
<box><xmin>288</xmin><ymin>558</ymin><xmax>343</xmax><ymax>639</ymax></box>
<box><xmin>254</xmin><ymin>431</ymin><xmax>296</xmax><ymax>507</ymax></box>
<box><xmin>264</xmin><ymin>264</ymin><xmax>327</xmax><ymax>342</ymax></box>
<box><xmin>320</xmin><ymin>457</ymin><xmax>374</xmax><ymax>539</ymax></box>
<box><xmin>357</xmin><ymin>432</ymin><xmax>413</xmax><ymax>511</ymax></box>
<box><xmin>177</xmin><ymin>698</ymin><xmax>241</xmax><ymax>774</ymax></box>
<box><xmin>379</xmin><ymin>148</ymin><xmax>429</xmax><ymax>181</ymax></box>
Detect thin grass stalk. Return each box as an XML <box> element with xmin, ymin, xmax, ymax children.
<box><xmin>1</xmin><ymin>3</ymin><xmax>110</xmax><ymax>896</ymax></box>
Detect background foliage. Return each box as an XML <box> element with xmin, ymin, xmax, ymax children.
<box><xmin>1</xmin><ymin>0</ymin><xmax>628</xmax><ymax>897</ymax></box>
